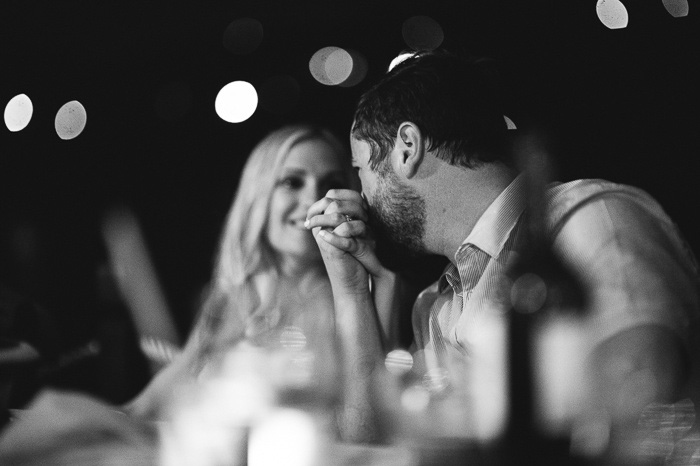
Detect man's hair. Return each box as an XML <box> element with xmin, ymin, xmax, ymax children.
<box><xmin>351</xmin><ymin>49</ymin><xmax>510</xmax><ymax>170</ymax></box>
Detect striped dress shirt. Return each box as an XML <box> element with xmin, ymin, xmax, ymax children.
<box><xmin>411</xmin><ymin>175</ymin><xmax>700</xmax><ymax>437</ymax></box>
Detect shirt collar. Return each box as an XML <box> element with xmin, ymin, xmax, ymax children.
<box><xmin>437</xmin><ymin>174</ymin><xmax>527</xmax><ymax>293</ymax></box>
<box><xmin>459</xmin><ymin>174</ymin><xmax>526</xmax><ymax>259</ymax></box>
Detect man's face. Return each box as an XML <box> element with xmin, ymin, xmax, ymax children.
<box><xmin>349</xmin><ymin>136</ymin><xmax>380</xmax><ymax>202</ymax></box>
<box><xmin>350</xmin><ymin>137</ymin><xmax>428</xmax><ymax>270</ymax></box>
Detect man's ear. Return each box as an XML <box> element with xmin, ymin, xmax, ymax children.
<box><xmin>394</xmin><ymin>122</ymin><xmax>424</xmax><ymax>179</ymax></box>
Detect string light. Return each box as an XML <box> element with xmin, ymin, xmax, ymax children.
<box><xmin>309</xmin><ymin>46</ymin><xmax>353</xmax><ymax>86</ymax></box>
<box><xmin>54</xmin><ymin>100</ymin><xmax>87</xmax><ymax>140</ymax></box>
<box><xmin>596</xmin><ymin>0</ymin><xmax>629</xmax><ymax>29</ymax></box>
<box><xmin>402</xmin><ymin>16</ymin><xmax>444</xmax><ymax>51</ymax></box>
<box><xmin>4</xmin><ymin>93</ymin><xmax>33</xmax><ymax>132</ymax></box>
<box><xmin>338</xmin><ymin>49</ymin><xmax>368</xmax><ymax>88</ymax></box>
<box><xmin>215</xmin><ymin>81</ymin><xmax>258</xmax><ymax>123</ymax></box>
<box><xmin>662</xmin><ymin>0</ymin><xmax>689</xmax><ymax>18</ymax></box>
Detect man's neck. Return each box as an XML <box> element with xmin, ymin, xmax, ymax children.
<box><xmin>422</xmin><ymin>162</ymin><xmax>517</xmax><ymax>261</ymax></box>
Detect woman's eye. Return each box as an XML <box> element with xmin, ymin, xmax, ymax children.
<box><xmin>278</xmin><ymin>177</ymin><xmax>304</xmax><ymax>190</ymax></box>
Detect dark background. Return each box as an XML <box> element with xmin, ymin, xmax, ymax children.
<box><xmin>1</xmin><ymin>0</ymin><xmax>698</xmax><ymax>403</ymax></box>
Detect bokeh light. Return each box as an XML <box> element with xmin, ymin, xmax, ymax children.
<box><xmin>215</xmin><ymin>81</ymin><xmax>258</xmax><ymax>123</ymax></box>
<box><xmin>662</xmin><ymin>0</ymin><xmax>689</xmax><ymax>18</ymax></box>
<box><xmin>338</xmin><ymin>49</ymin><xmax>368</xmax><ymax>88</ymax></box>
<box><xmin>422</xmin><ymin>367</ymin><xmax>450</xmax><ymax>394</ymax></box>
<box><xmin>385</xmin><ymin>349</ymin><xmax>414</xmax><ymax>376</ymax></box>
<box><xmin>4</xmin><ymin>93</ymin><xmax>33</xmax><ymax>132</ymax></box>
<box><xmin>54</xmin><ymin>100</ymin><xmax>87</xmax><ymax>140</ymax></box>
<box><xmin>309</xmin><ymin>46</ymin><xmax>353</xmax><ymax>86</ymax></box>
<box><xmin>309</xmin><ymin>47</ymin><xmax>338</xmax><ymax>85</ymax></box>
<box><xmin>324</xmin><ymin>48</ymin><xmax>353</xmax><ymax>84</ymax></box>
<box><xmin>279</xmin><ymin>326</ymin><xmax>307</xmax><ymax>351</ymax></box>
<box><xmin>510</xmin><ymin>273</ymin><xmax>548</xmax><ymax>313</ymax></box>
<box><xmin>596</xmin><ymin>0</ymin><xmax>629</xmax><ymax>29</ymax></box>
<box><xmin>258</xmin><ymin>75</ymin><xmax>300</xmax><ymax>115</ymax></box>
<box><xmin>402</xmin><ymin>16</ymin><xmax>444</xmax><ymax>51</ymax></box>
<box><xmin>223</xmin><ymin>17</ymin><xmax>264</xmax><ymax>54</ymax></box>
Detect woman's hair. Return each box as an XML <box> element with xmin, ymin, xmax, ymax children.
<box><xmin>193</xmin><ymin>124</ymin><xmax>352</xmax><ymax>361</ymax></box>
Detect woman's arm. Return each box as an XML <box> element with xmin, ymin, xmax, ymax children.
<box><xmin>306</xmin><ymin>189</ymin><xmax>395</xmax><ymax>443</ymax></box>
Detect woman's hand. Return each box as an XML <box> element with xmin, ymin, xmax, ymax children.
<box><xmin>305</xmin><ymin>189</ymin><xmax>389</xmax><ymax>282</ymax></box>
<box><xmin>306</xmin><ymin>190</ymin><xmax>404</xmax><ymax>346</ymax></box>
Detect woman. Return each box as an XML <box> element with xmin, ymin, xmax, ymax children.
<box><xmin>0</xmin><ymin>124</ymin><xmax>387</xmax><ymax>465</ymax></box>
<box><xmin>126</xmin><ymin>124</ymin><xmax>358</xmax><ymax>421</ymax></box>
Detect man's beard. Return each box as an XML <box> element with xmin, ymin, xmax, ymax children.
<box><xmin>368</xmin><ymin>171</ymin><xmax>428</xmax><ymax>271</ymax></box>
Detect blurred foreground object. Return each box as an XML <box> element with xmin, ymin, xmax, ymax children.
<box><xmin>500</xmin><ymin>131</ymin><xmax>590</xmax><ymax>464</ymax></box>
<box><xmin>503</xmin><ymin>131</ymin><xmax>700</xmax><ymax>464</ymax></box>
<box><xmin>159</xmin><ymin>327</ymin><xmax>342</xmax><ymax>466</ymax></box>
<box><xmin>139</xmin><ymin>335</ymin><xmax>181</xmax><ymax>367</ymax></box>
<box><xmin>0</xmin><ymin>389</ymin><xmax>157</xmax><ymax>465</ymax></box>
<box><xmin>101</xmin><ymin>206</ymin><xmax>181</xmax><ymax>374</ymax></box>
<box><xmin>0</xmin><ymin>339</ymin><xmax>40</xmax><ymax>427</ymax></box>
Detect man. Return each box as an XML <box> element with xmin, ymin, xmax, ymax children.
<box><xmin>306</xmin><ymin>50</ymin><xmax>699</xmax><ymax>455</ymax></box>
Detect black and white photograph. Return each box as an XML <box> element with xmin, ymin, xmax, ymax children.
<box><xmin>1</xmin><ymin>1</ymin><xmax>698</xmax><ymax>464</ymax></box>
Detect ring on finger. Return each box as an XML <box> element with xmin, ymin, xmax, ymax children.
<box><xmin>344</xmin><ymin>214</ymin><xmax>353</xmax><ymax>223</ymax></box>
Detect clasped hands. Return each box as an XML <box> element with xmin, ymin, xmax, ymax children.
<box><xmin>305</xmin><ymin>189</ymin><xmax>387</xmax><ymax>292</ymax></box>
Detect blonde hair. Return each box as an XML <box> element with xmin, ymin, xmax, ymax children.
<box><xmin>194</xmin><ymin>124</ymin><xmax>352</xmax><ymax>360</ymax></box>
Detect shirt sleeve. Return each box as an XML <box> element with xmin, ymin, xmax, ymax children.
<box><xmin>551</xmin><ymin>191</ymin><xmax>700</xmax><ymax>351</ymax></box>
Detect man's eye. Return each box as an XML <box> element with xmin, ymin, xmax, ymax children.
<box><xmin>278</xmin><ymin>177</ymin><xmax>303</xmax><ymax>189</ymax></box>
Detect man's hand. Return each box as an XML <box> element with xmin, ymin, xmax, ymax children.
<box><xmin>307</xmin><ymin>189</ymin><xmax>407</xmax><ymax>347</ymax></box>
<box><xmin>306</xmin><ymin>189</ymin><xmax>387</xmax><ymax>294</ymax></box>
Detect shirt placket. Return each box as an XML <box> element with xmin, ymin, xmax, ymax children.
<box><xmin>453</xmin><ymin>245</ymin><xmax>491</xmax><ymax>348</ymax></box>
<box><xmin>444</xmin><ymin>271</ymin><xmax>463</xmax><ymax>347</ymax></box>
